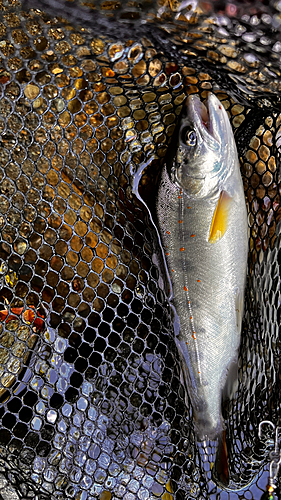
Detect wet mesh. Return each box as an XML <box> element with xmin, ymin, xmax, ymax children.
<box><xmin>0</xmin><ymin>1</ymin><xmax>280</xmax><ymax>499</ymax></box>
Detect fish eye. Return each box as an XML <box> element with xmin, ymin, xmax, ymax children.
<box><xmin>181</xmin><ymin>127</ymin><xmax>197</xmax><ymax>147</ymax></box>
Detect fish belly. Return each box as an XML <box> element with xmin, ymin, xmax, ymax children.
<box><xmin>157</xmin><ymin>166</ymin><xmax>248</xmax><ymax>440</ymax></box>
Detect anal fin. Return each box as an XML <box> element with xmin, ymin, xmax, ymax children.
<box><xmin>222</xmin><ymin>360</ymin><xmax>238</xmax><ymax>402</ymax></box>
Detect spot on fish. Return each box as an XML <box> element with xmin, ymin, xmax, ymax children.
<box><xmin>180</xmin><ymin>247</ymin><xmax>185</xmax><ymax>251</ymax></box>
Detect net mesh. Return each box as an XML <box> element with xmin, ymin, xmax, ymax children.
<box><xmin>0</xmin><ymin>1</ymin><xmax>280</xmax><ymax>499</ymax></box>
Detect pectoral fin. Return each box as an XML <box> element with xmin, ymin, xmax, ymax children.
<box><xmin>209</xmin><ymin>191</ymin><xmax>232</xmax><ymax>244</ymax></box>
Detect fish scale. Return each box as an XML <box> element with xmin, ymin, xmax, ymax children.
<box><xmin>0</xmin><ymin>0</ymin><xmax>279</xmax><ymax>499</ymax></box>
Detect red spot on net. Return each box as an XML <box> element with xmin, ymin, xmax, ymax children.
<box><xmin>166</xmin><ymin>231</ymin><xmax>171</xmax><ymax>234</ymax></box>
<box><xmin>172</xmin><ymin>269</ymin><xmax>175</xmax><ymax>272</ymax></box>
<box><xmin>166</xmin><ymin>252</ymin><xmax>170</xmax><ymax>256</ymax></box>
<box><xmin>183</xmin><ymin>286</ymin><xmax>188</xmax><ymax>291</ymax></box>
<box><xmin>178</xmin><ymin>195</ymin><xmax>181</xmax><ymax>199</ymax></box>
<box><xmin>197</xmin><ymin>279</ymin><xmax>201</xmax><ymax>283</ymax></box>
<box><xmin>190</xmin><ymin>316</ymin><xmax>193</xmax><ymax>320</ymax></box>
<box><xmin>0</xmin><ymin>306</ymin><xmax>44</xmax><ymax>331</ymax></box>
<box><xmin>178</xmin><ymin>220</ymin><xmax>183</xmax><ymax>224</ymax></box>
<box><xmin>192</xmin><ymin>334</ymin><xmax>196</xmax><ymax>339</ymax></box>
<box><xmin>0</xmin><ymin>76</ymin><xmax>10</xmax><ymax>84</ymax></box>
<box><xmin>187</xmin><ymin>206</ymin><xmax>191</xmax><ymax>209</ymax></box>
<box><xmin>180</xmin><ymin>247</ymin><xmax>185</xmax><ymax>251</ymax></box>
<box><xmin>191</xmin><ymin>234</ymin><xmax>195</xmax><ymax>238</ymax></box>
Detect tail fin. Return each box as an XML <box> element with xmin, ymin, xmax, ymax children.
<box><xmin>214</xmin><ymin>430</ymin><xmax>229</xmax><ymax>486</ymax></box>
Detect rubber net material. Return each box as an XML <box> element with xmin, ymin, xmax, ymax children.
<box><xmin>0</xmin><ymin>1</ymin><xmax>280</xmax><ymax>499</ymax></box>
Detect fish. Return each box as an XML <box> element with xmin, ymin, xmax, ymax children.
<box><xmin>156</xmin><ymin>92</ymin><xmax>248</xmax><ymax>483</ymax></box>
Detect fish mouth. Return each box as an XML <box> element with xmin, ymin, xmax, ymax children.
<box><xmin>194</xmin><ymin>97</ymin><xmax>209</xmax><ymax>128</ymax></box>
<box><xmin>185</xmin><ymin>93</ymin><xmax>220</xmax><ymax>142</ymax></box>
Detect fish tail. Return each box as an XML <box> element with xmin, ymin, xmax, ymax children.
<box><xmin>214</xmin><ymin>430</ymin><xmax>229</xmax><ymax>486</ymax></box>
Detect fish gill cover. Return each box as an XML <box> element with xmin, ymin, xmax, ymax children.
<box><xmin>0</xmin><ymin>0</ymin><xmax>280</xmax><ymax>499</ymax></box>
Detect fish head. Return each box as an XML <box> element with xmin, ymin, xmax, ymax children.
<box><xmin>168</xmin><ymin>93</ymin><xmax>235</xmax><ymax>199</ymax></box>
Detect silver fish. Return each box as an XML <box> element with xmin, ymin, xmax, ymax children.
<box><xmin>156</xmin><ymin>93</ymin><xmax>248</xmax><ymax>476</ymax></box>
